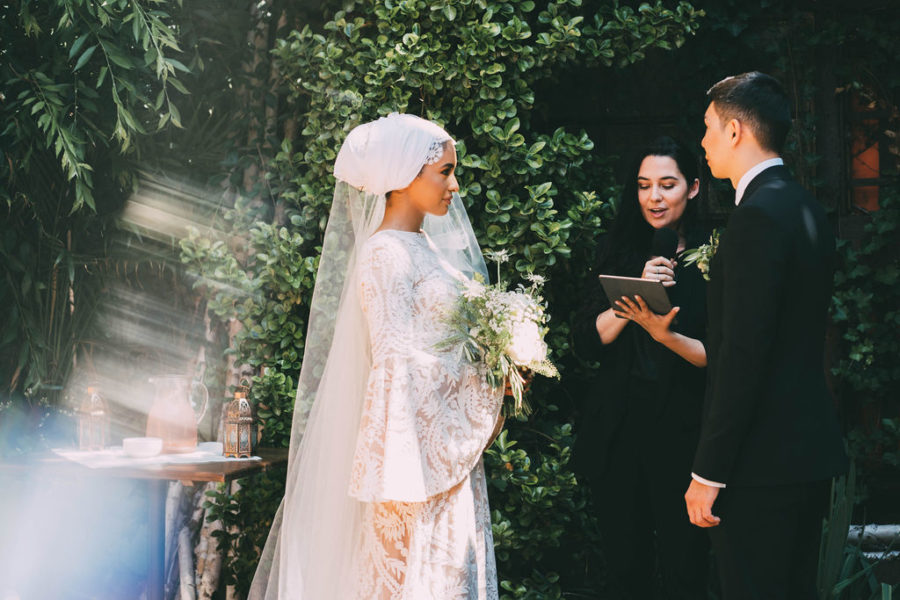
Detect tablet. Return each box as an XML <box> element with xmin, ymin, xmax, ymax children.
<box><xmin>598</xmin><ymin>274</ymin><xmax>672</xmax><ymax>315</ymax></box>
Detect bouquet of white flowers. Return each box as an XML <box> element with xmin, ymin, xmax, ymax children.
<box><xmin>439</xmin><ymin>250</ymin><xmax>559</xmax><ymax>417</ymax></box>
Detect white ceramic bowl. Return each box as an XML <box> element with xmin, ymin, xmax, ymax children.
<box><xmin>123</xmin><ymin>437</ymin><xmax>163</xmax><ymax>458</ymax></box>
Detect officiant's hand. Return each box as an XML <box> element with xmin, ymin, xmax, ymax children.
<box><xmin>685</xmin><ymin>479</ymin><xmax>721</xmax><ymax>528</ymax></box>
<box><xmin>613</xmin><ymin>294</ymin><xmax>679</xmax><ymax>341</ymax></box>
<box><xmin>643</xmin><ymin>257</ymin><xmax>677</xmax><ymax>287</ymax></box>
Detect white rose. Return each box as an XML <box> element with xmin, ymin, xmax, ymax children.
<box><xmin>506</xmin><ymin>318</ymin><xmax>547</xmax><ymax>365</ymax></box>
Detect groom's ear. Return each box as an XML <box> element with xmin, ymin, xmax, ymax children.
<box><xmin>727</xmin><ymin>119</ymin><xmax>742</xmax><ymax>146</ymax></box>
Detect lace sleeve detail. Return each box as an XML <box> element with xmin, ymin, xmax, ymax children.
<box><xmin>357</xmin><ymin>236</ymin><xmax>417</xmax><ymax>367</ymax></box>
<box><xmin>350</xmin><ymin>234</ymin><xmax>502</xmax><ymax>503</ymax></box>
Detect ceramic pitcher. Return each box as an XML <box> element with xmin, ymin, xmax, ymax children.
<box><xmin>145</xmin><ymin>375</ymin><xmax>209</xmax><ymax>453</ymax></box>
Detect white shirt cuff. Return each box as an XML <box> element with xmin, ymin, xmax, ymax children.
<box><xmin>691</xmin><ymin>472</ymin><xmax>726</xmax><ymax>488</ymax></box>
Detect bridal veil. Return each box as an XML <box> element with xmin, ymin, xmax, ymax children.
<box><xmin>249</xmin><ymin>113</ymin><xmax>487</xmax><ymax>599</ymax></box>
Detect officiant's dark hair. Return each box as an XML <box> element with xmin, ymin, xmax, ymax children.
<box><xmin>599</xmin><ymin>135</ymin><xmax>702</xmax><ymax>276</ymax></box>
<box><xmin>707</xmin><ymin>71</ymin><xmax>791</xmax><ymax>154</ymax></box>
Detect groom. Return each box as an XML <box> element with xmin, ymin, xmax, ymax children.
<box><xmin>684</xmin><ymin>72</ymin><xmax>848</xmax><ymax>599</ymax></box>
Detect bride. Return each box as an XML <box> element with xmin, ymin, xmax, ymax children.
<box><xmin>249</xmin><ymin>113</ymin><xmax>504</xmax><ymax>599</ymax></box>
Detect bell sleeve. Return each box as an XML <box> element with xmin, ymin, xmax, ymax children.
<box><xmin>349</xmin><ymin>235</ymin><xmax>501</xmax><ymax>503</ymax></box>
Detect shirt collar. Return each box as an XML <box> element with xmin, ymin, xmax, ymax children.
<box><xmin>734</xmin><ymin>157</ymin><xmax>784</xmax><ymax>205</ymax></box>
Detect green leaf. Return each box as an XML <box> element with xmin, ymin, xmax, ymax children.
<box><xmin>167</xmin><ymin>77</ymin><xmax>189</xmax><ymax>95</ymax></box>
<box><xmin>168</xmin><ymin>101</ymin><xmax>182</xmax><ymax>128</ymax></box>
<box><xmin>131</xmin><ymin>11</ymin><xmax>141</xmax><ymax>43</ymax></box>
<box><xmin>73</xmin><ymin>44</ymin><xmax>98</xmax><ymax>71</ymax></box>
<box><xmin>117</xmin><ymin>106</ymin><xmax>143</xmax><ymax>132</ymax></box>
<box><xmin>105</xmin><ymin>44</ymin><xmax>134</xmax><ymax>68</ymax></box>
<box><xmin>165</xmin><ymin>58</ymin><xmax>191</xmax><ymax>73</ymax></box>
<box><xmin>69</xmin><ymin>33</ymin><xmax>90</xmax><ymax>60</ymax></box>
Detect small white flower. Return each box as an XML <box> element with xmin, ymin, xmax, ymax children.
<box><xmin>484</xmin><ymin>248</ymin><xmax>510</xmax><ymax>264</ymax></box>
<box><xmin>525</xmin><ymin>273</ymin><xmax>546</xmax><ymax>287</ymax></box>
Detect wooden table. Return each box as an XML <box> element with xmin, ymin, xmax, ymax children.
<box><xmin>0</xmin><ymin>447</ymin><xmax>288</xmax><ymax>600</ymax></box>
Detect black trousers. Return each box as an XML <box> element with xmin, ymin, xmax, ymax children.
<box><xmin>587</xmin><ymin>401</ymin><xmax>709</xmax><ymax>600</ymax></box>
<box><xmin>708</xmin><ymin>480</ymin><xmax>830</xmax><ymax>600</ymax></box>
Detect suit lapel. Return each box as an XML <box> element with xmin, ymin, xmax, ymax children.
<box><xmin>740</xmin><ymin>165</ymin><xmax>791</xmax><ymax>206</ymax></box>
<box><xmin>718</xmin><ymin>165</ymin><xmax>791</xmax><ymax>276</ymax></box>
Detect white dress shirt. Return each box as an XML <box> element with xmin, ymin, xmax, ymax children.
<box><xmin>691</xmin><ymin>157</ymin><xmax>785</xmax><ymax>489</ymax></box>
<box><xmin>734</xmin><ymin>157</ymin><xmax>784</xmax><ymax>205</ymax></box>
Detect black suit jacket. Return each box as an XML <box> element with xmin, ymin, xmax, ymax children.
<box><xmin>693</xmin><ymin>165</ymin><xmax>848</xmax><ymax>486</ymax></box>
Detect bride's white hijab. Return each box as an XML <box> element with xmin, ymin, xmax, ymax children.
<box><xmin>249</xmin><ymin>113</ymin><xmax>486</xmax><ymax>600</ymax></box>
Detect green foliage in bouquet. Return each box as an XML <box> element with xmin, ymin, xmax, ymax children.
<box><xmin>180</xmin><ymin>0</ymin><xmax>703</xmax><ymax>595</ymax></box>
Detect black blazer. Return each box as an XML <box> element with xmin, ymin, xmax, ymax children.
<box><xmin>692</xmin><ymin>165</ymin><xmax>848</xmax><ymax>486</ymax></box>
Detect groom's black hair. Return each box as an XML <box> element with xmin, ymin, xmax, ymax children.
<box><xmin>707</xmin><ymin>71</ymin><xmax>791</xmax><ymax>154</ymax></box>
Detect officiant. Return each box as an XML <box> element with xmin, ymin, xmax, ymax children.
<box><xmin>573</xmin><ymin>136</ymin><xmax>711</xmax><ymax>600</ymax></box>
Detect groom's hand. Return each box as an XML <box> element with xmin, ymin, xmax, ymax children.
<box><xmin>685</xmin><ymin>479</ymin><xmax>722</xmax><ymax>528</ymax></box>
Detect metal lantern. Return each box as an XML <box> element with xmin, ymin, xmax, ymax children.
<box><xmin>77</xmin><ymin>386</ymin><xmax>109</xmax><ymax>451</ymax></box>
<box><xmin>224</xmin><ymin>385</ymin><xmax>256</xmax><ymax>458</ymax></box>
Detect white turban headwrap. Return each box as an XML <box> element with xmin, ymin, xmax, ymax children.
<box><xmin>334</xmin><ymin>113</ymin><xmax>453</xmax><ymax>195</ymax></box>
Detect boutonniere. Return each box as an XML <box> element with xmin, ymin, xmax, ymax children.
<box><xmin>681</xmin><ymin>229</ymin><xmax>722</xmax><ymax>282</ymax></box>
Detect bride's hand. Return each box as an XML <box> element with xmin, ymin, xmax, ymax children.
<box><xmin>613</xmin><ymin>294</ymin><xmax>679</xmax><ymax>342</ymax></box>
<box><xmin>642</xmin><ymin>256</ymin><xmax>677</xmax><ymax>287</ymax></box>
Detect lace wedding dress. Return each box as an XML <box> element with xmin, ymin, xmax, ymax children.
<box><xmin>349</xmin><ymin>229</ymin><xmax>503</xmax><ymax>600</ymax></box>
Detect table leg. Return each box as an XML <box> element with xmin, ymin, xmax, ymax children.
<box><xmin>147</xmin><ymin>479</ymin><xmax>167</xmax><ymax>600</ymax></box>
